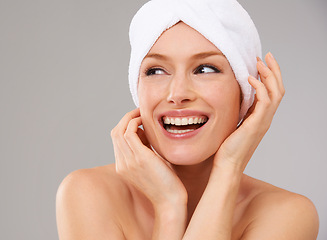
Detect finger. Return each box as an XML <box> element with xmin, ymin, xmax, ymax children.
<box><xmin>111</xmin><ymin>131</ymin><xmax>135</xmax><ymax>160</ymax></box>
<box><xmin>256</xmin><ymin>57</ymin><xmax>280</xmax><ymax>101</ymax></box>
<box><xmin>124</xmin><ymin>117</ymin><xmax>150</xmax><ymax>155</ymax></box>
<box><xmin>265</xmin><ymin>52</ymin><xmax>285</xmax><ymax>95</ymax></box>
<box><xmin>248</xmin><ymin>75</ymin><xmax>269</xmax><ymax>102</ymax></box>
<box><xmin>112</xmin><ymin>140</ymin><xmax>128</xmax><ymax>174</ymax></box>
<box><xmin>116</xmin><ymin>108</ymin><xmax>141</xmax><ymax>135</ymax></box>
<box><xmin>116</xmin><ymin>132</ymin><xmax>135</xmax><ymax>159</ymax></box>
<box><xmin>248</xmin><ymin>75</ymin><xmax>272</xmax><ymax>117</ymax></box>
<box><xmin>111</xmin><ymin>111</ymin><xmax>141</xmax><ymax>168</ymax></box>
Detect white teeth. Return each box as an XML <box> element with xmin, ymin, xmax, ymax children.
<box><xmin>170</xmin><ymin>118</ymin><xmax>175</xmax><ymax>125</ymax></box>
<box><xmin>166</xmin><ymin>129</ymin><xmax>195</xmax><ymax>134</ymax></box>
<box><xmin>175</xmin><ymin>118</ymin><xmax>181</xmax><ymax>125</ymax></box>
<box><xmin>164</xmin><ymin>118</ymin><xmax>170</xmax><ymax>124</ymax></box>
<box><xmin>163</xmin><ymin>116</ymin><xmax>208</xmax><ymax>126</ymax></box>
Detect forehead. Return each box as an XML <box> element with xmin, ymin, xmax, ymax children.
<box><xmin>148</xmin><ymin>21</ymin><xmax>221</xmax><ymax>55</ymax></box>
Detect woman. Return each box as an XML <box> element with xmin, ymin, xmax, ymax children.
<box><xmin>56</xmin><ymin>0</ymin><xmax>319</xmax><ymax>239</ymax></box>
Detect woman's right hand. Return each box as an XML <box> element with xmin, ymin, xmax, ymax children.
<box><xmin>110</xmin><ymin>108</ymin><xmax>187</xmax><ymax>211</ymax></box>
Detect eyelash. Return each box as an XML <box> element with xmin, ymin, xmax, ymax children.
<box><xmin>195</xmin><ymin>64</ymin><xmax>221</xmax><ymax>74</ymax></box>
<box><xmin>144</xmin><ymin>64</ymin><xmax>221</xmax><ymax>76</ymax></box>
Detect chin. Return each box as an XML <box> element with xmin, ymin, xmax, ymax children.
<box><xmin>153</xmin><ymin>144</ymin><xmax>217</xmax><ymax>166</ymax></box>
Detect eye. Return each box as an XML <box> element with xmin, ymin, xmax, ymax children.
<box><xmin>145</xmin><ymin>67</ymin><xmax>166</xmax><ymax>76</ymax></box>
<box><xmin>194</xmin><ymin>64</ymin><xmax>221</xmax><ymax>74</ymax></box>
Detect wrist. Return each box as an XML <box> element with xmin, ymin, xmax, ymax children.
<box><xmin>211</xmin><ymin>161</ymin><xmax>243</xmax><ymax>183</ymax></box>
<box><xmin>154</xmin><ymin>194</ymin><xmax>187</xmax><ymax>211</ymax></box>
<box><xmin>154</xmin><ymin>201</ymin><xmax>187</xmax><ymax>223</ymax></box>
<box><xmin>213</xmin><ymin>156</ymin><xmax>246</xmax><ymax>175</ymax></box>
<box><xmin>152</xmin><ymin>188</ymin><xmax>188</xmax><ymax>210</ymax></box>
<box><xmin>152</xmin><ymin>201</ymin><xmax>187</xmax><ymax>240</ymax></box>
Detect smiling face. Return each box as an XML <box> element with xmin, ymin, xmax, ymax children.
<box><xmin>138</xmin><ymin>22</ymin><xmax>241</xmax><ymax>166</ymax></box>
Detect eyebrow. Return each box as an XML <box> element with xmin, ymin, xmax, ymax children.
<box><xmin>143</xmin><ymin>51</ymin><xmax>224</xmax><ymax>61</ymax></box>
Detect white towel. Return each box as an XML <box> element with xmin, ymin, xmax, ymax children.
<box><xmin>128</xmin><ymin>0</ymin><xmax>262</xmax><ymax>121</ymax></box>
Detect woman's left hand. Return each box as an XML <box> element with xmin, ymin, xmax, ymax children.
<box><xmin>213</xmin><ymin>52</ymin><xmax>285</xmax><ymax>173</ymax></box>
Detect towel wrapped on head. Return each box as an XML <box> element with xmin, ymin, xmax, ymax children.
<box><xmin>128</xmin><ymin>0</ymin><xmax>262</xmax><ymax>121</ymax></box>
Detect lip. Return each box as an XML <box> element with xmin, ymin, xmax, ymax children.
<box><xmin>158</xmin><ymin>110</ymin><xmax>210</xmax><ymax>139</ymax></box>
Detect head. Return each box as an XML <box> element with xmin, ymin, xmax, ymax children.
<box><xmin>128</xmin><ymin>0</ymin><xmax>261</xmax><ymax>165</ymax></box>
<box><xmin>138</xmin><ymin>21</ymin><xmax>240</xmax><ymax>165</ymax></box>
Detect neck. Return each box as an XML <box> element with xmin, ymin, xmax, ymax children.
<box><xmin>171</xmin><ymin>156</ymin><xmax>214</xmax><ymax>224</ymax></box>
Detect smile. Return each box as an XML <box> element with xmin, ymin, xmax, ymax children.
<box><xmin>162</xmin><ymin>116</ymin><xmax>208</xmax><ymax>134</ymax></box>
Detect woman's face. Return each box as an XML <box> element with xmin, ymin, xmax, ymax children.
<box><xmin>138</xmin><ymin>22</ymin><xmax>241</xmax><ymax>165</ymax></box>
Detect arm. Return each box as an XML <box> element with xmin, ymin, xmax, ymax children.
<box><xmin>57</xmin><ymin>108</ymin><xmax>188</xmax><ymax>240</ymax></box>
<box><xmin>151</xmin><ymin>203</ymin><xmax>187</xmax><ymax>240</ymax></box>
<box><xmin>183</xmin><ymin>52</ymin><xmax>287</xmax><ymax>239</ymax></box>
<box><xmin>183</xmin><ymin>165</ymin><xmax>242</xmax><ymax>240</ymax></box>
<box><xmin>111</xmin><ymin>109</ymin><xmax>188</xmax><ymax>240</ymax></box>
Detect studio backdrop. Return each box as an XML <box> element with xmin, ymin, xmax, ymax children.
<box><xmin>0</xmin><ymin>0</ymin><xmax>326</xmax><ymax>239</ymax></box>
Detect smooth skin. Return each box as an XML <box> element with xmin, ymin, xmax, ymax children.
<box><xmin>56</xmin><ymin>22</ymin><xmax>319</xmax><ymax>240</ymax></box>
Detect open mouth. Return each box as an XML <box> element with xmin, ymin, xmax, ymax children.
<box><xmin>162</xmin><ymin>116</ymin><xmax>208</xmax><ymax>134</ymax></box>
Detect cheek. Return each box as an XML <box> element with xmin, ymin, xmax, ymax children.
<box><xmin>203</xmin><ymin>82</ymin><xmax>240</xmax><ymax>111</ymax></box>
<box><xmin>138</xmin><ymin>80</ymin><xmax>163</xmax><ymax>107</ymax></box>
<box><xmin>138</xmin><ymin>81</ymin><xmax>162</xmax><ymax>145</ymax></box>
<box><xmin>203</xmin><ymin>81</ymin><xmax>241</xmax><ymax>137</ymax></box>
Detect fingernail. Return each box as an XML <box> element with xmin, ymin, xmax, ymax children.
<box><xmin>257</xmin><ymin>59</ymin><xmax>266</xmax><ymax>68</ymax></box>
<box><xmin>248</xmin><ymin>75</ymin><xmax>257</xmax><ymax>81</ymax></box>
<box><xmin>268</xmin><ymin>52</ymin><xmax>275</xmax><ymax>60</ymax></box>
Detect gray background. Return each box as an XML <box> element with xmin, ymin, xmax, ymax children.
<box><xmin>1</xmin><ymin>0</ymin><xmax>326</xmax><ymax>239</ymax></box>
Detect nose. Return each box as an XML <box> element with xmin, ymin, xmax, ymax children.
<box><xmin>166</xmin><ymin>74</ymin><xmax>196</xmax><ymax>105</ymax></box>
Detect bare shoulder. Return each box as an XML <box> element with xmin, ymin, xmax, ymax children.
<box><xmin>241</xmin><ymin>175</ymin><xmax>319</xmax><ymax>240</ymax></box>
<box><xmin>57</xmin><ymin>164</ymin><xmax>129</xmax><ymax>199</ymax></box>
<box><xmin>56</xmin><ymin>164</ymin><xmax>130</xmax><ymax>239</ymax></box>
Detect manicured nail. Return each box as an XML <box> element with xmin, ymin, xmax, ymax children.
<box><xmin>268</xmin><ymin>52</ymin><xmax>275</xmax><ymax>60</ymax></box>
<box><xmin>248</xmin><ymin>75</ymin><xmax>257</xmax><ymax>81</ymax></box>
<box><xmin>257</xmin><ymin>59</ymin><xmax>266</xmax><ymax>68</ymax></box>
